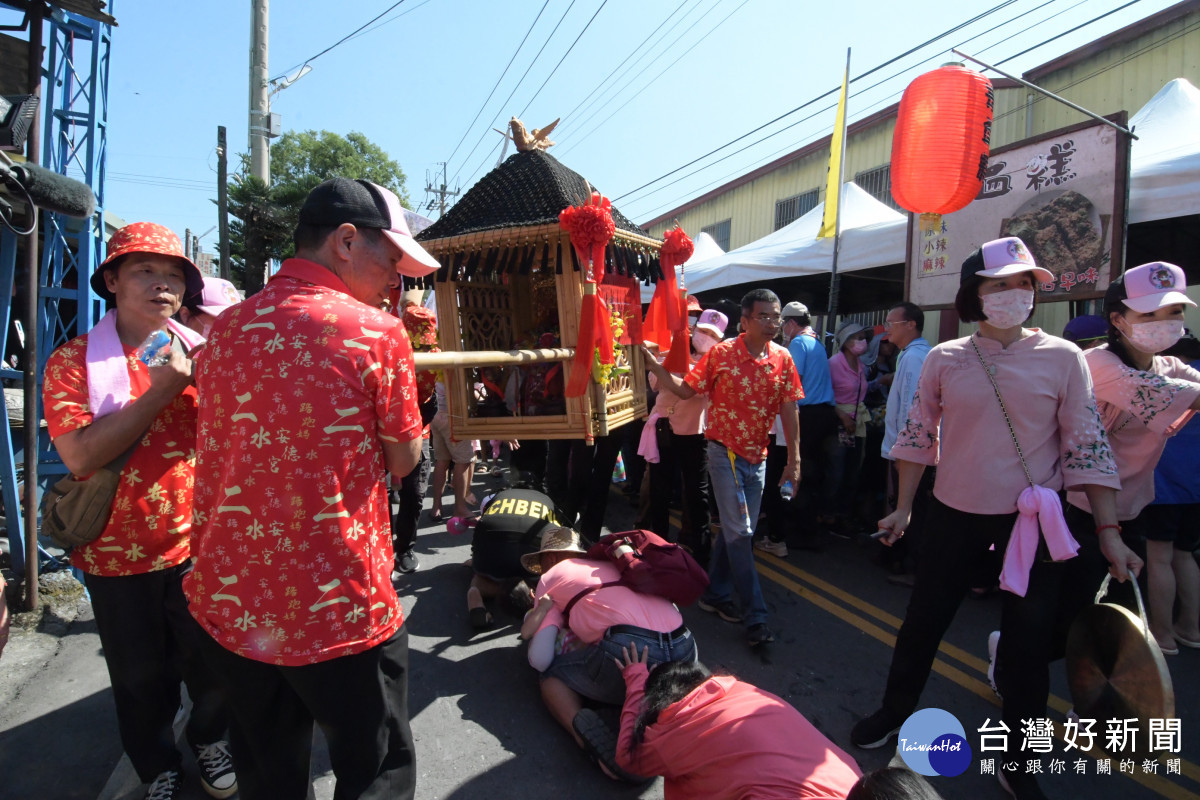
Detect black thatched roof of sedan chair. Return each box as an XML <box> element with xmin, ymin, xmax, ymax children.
<box><xmin>415</xmin><ymin>150</ymin><xmax>649</xmax><ymax>241</ymax></box>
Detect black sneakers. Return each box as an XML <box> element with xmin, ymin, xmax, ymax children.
<box><xmin>192</xmin><ymin>740</ymin><xmax>237</xmax><ymax>799</ymax></box>
<box><xmin>850</xmin><ymin>708</ymin><xmax>905</xmax><ymax>749</ymax></box>
<box><xmin>144</xmin><ymin>770</ymin><xmax>181</xmax><ymax>800</ymax></box>
<box><xmin>746</xmin><ymin>623</ymin><xmax>775</xmax><ymax>647</ymax></box>
<box><xmin>697</xmin><ymin>598</ymin><xmax>744</xmax><ymax>623</ymax></box>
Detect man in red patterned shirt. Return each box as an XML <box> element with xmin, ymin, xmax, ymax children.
<box><xmin>43</xmin><ymin>222</ymin><xmax>234</xmax><ymax>800</ymax></box>
<box><xmin>184</xmin><ymin>178</ymin><xmax>438</xmax><ymax>800</ymax></box>
<box><xmin>643</xmin><ymin>289</ymin><xmax>802</xmax><ymax>648</ymax></box>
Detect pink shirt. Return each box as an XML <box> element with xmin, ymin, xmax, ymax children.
<box><xmin>828</xmin><ymin>352</ymin><xmax>867</xmax><ymax>406</ymax></box>
<box><xmin>1067</xmin><ymin>347</ymin><xmax>1200</xmax><ymax>520</ymax></box>
<box><xmin>650</xmin><ymin>369</ymin><xmax>708</xmax><ymax>435</ymax></box>
<box><xmin>890</xmin><ymin>330</ymin><xmax>1120</xmax><ymax>515</ymax></box>
<box><xmin>616</xmin><ymin>664</ymin><xmax>861</xmax><ymax>800</ymax></box>
<box><xmin>534</xmin><ymin>558</ymin><xmax>683</xmax><ymax>644</ymax></box>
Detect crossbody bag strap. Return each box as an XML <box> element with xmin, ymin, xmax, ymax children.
<box><xmin>562</xmin><ymin>581</ymin><xmax>622</xmax><ymax>626</ymax></box>
<box><xmin>969</xmin><ymin>336</ymin><xmax>1035</xmax><ymax>489</ymax></box>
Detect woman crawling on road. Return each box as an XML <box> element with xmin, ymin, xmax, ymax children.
<box><xmin>612</xmin><ymin>642</ymin><xmax>861</xmax><ymax>799</ymax></box>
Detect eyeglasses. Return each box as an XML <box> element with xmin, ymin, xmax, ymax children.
<box><xmin>751</xmin><ymin>314</ymin><xmax>783</xmax><ymax>325</ymax></box>
<box><xmin>882</xmin><ymin>318</ymin><xmax>911</xmax><ymax>328</ymax></box>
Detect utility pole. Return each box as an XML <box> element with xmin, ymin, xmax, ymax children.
<box><xmin>184</xmin><ymin>228</ymin><xmax>192</xmax><ymax>260</ymax></box>
<box><xmin>248</xmin><ymin>0</ymin><xmax>269</xmax><ymax>182</ymax></box>
<box><xmin>423</xmin><ymin>162</ymin><xmax>459</xmax><ymax>218</ymax></box>
<box><xmin>217</xmin><ymin>125</ymin><xmax>231</xmax><ymax>281</ymax></box>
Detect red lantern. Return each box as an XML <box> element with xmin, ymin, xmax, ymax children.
<box><xmin>891</xmin><ymin>63</ymin><xmax>993</xmax><ymax>215</ymax></box>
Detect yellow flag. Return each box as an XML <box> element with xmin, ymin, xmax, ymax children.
<box><xmin>818</xmin><ymin>53</ymin><xmax>850</xmax><ymax>240</ymax></box>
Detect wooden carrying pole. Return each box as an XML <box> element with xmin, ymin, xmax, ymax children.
<box><xmin>413</xmin><ymin>347</ymin><xmax>574</xmax><ymax>370</ymax></box>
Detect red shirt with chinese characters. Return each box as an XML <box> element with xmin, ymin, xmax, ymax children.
<box><xmin>684</xmin><ymin>335</ymin><xmax>804</xmax><ymax>463</ymax></box>
<box><xmin>43</xmin><ymin>335</ymin><xmax>197</xmax><ymax>576</ymax></box>
<box><xmin>184</xmin><ymin>258</ymin><xmax>423</xmax><ymax>666</ymax></box>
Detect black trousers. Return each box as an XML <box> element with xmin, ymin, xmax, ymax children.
<box><xmin>795</xmin><ymin>403</ymin><xmax>839</xmax><ymax>529</ymax></box>
<box><xmin>649</xmin><ymin>426</ymin><xmax>710</xmax><ymax>553</ymax></box>
<box><xmin>193</xmin><ymin>623</ymin><xmax>415</xmax><ymax>800</ymax></box>
<box><xmin>85</xmin><ymin>561</ymin><xmax>228</xmax><ymax>782</ymax></box>
<box><xmin>391</xmin><ymin>438</ymin><xmax>431</xmax><ymax>556</ymax></box>
<box><xmin>881</xmin><ymin>498</ymin><xmax>1109</xmax><ymax>733</ymax></box>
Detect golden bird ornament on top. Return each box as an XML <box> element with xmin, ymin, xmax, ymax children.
<box><xmin>509</xmin><ymin>117</ymin><xmax>559</xmax><ymax>152</ymax></box>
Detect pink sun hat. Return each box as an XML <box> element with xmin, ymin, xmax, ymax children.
<box><xmin>1116</xmin><ymin>262</ymin><xmax>1196</xmax><ymax>313</ymax></box>
<box><xmin>194</xmin><ymin>277</ymin><xmax>243</xmax><ymax>316</ymax></box>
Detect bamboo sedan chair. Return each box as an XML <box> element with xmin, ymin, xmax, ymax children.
<box><xmin>413</xmin><ymin>144</ymin><xmax>664</xmax><ymax>444</ymax></box>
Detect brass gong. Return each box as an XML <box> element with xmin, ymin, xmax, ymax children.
<box><xmin>1066</xmin><ymin>575</ymin><xmax>1174</xmax><ymax>757</ymax></box>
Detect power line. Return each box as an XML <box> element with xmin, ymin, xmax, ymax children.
<box><xmin>271</xmin><ymin>0</ymin><xmax>408</xmax><ymax>82</ymax></box>
<box><xmin>449</xmin><ymin>0</ymin><xmax>582</xmax><ymax>187</ymax></box>
<box><xmin>995</xmin><ymin>0</ymin><xmax>1142</xmax><ymax>66</ymax></box>
<box><xmin>518</xmin><ymin>0</ymin><xmax>610</xmax><ymax>117</ymax></box>
<box><xmin>443</xmin><ymin>0</ymin><xmax>551</xmax><ymax>168</ymax></box>
<box><xmin>555</xmin><ymin>0</ymin><xmax>692</xmax><ymax>133</ymax></box>
<box><xmin>343</xmin><ymin>0</ymin><xmax>437</xmax><ymax>44</ymax></box>
<box><xmin>559</xmin><ymin>0</ymin><xmax>746</xmax><ymax>158</ymax></box>
<box><xmin>611</xmin><ymin>0</ymin><xmax>1019</xmax><ymax>203</ymax></box>
<box><xmin>557</xmin><ymin>0</ymin><xmax>704</xmax><ymax>140</ymax></box>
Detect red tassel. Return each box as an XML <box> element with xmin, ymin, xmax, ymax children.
<box><xmin>663</xmin><ymin>327</ymin><xmax>690</xmax><ymax>373</ymax></box>
<box><xmin>566</xmin><ymin>292</ymin><xmax>612</xmax><ymax>398</ymax></box>
<box><xmin>643</xmin><ymin>282</ymin><xmax>676</xmax><ymax>350</ymax></box>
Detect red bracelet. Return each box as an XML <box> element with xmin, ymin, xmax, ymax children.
<box><xmin>1095</xmin><ymin>524</ymin><xmax>1122</xmax><ymax>536</ymax></box>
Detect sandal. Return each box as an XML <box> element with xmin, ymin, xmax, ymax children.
<box><xmin>469</xmin><ymin>606</ymin><xmax>493</xmax><ymax>630</ymax></box>
<box><xmin>572</xmin><ymin>708</ymin><xmax>649</xmax><ymax>784</ymax></box>
<box><xmin>429</xmin><ymin>506</ymin><xmax>444</xmax><ymax>522</ymax></box>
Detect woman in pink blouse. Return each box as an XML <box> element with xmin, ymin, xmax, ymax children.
<box><xmin>644</xmin><ymin>309</ymin><xmax>727</xmax><ymax>561</ymax></box>
<box><xmin>849</xmin><ymin>238</ymin><xmax>1139</xmax><ymax>800</ymax></box>
<box><xmin>1064</xmin><ymin>262</ymin><xmax>1200</xmax><ymax>655</ymax></box>
<box><xmin>827</xmin><ymin>321</ymin><xmax>871</xmax><ymax>533</ymax></box>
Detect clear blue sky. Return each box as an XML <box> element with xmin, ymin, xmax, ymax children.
<box><xmin>7</xmin><ymin>0</ymin><xmax>1181</xmax><ymax>255</ymax></box>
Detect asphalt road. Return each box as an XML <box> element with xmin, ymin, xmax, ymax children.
<box><xmin>1</xmin><ymin>466</ymin><xmax>1198</xmax><ymax>799</ymax></box>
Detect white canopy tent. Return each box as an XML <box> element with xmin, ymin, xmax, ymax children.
<box><xmin>673</xmin><ymin>182</ymin><xmax>906</xmax><ymax>296</ymax></box>
<box><xmin>645</xmin><ymin>78</ymin><xmax>1200</xmax><ymax>296</ymax></box>
<box><xmin>1127</xmin><ymin>77</ymin><xmax>1200</xmax><ymax>224</ymax></box>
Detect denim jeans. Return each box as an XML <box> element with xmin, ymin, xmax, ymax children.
<box><xmin>702</xmin><ymin>440</ymin><xmax>769</xmax><ymax>627</ymax></box>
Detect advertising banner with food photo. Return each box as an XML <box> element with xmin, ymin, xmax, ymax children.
<box><xmin>907</xmin><ymin>114</ymin><xmax>1129</xmax><ymax>307</ymax></box>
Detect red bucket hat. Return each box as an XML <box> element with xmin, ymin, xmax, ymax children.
<box><xmin>91</xmin><ymin>222</ymin><xmax>205</xmax><ymax>304</ymax></box>
<box><xmin>402</xmin><ymin>304</ymin><xmax>438</xmax><ymax>346</ymax></box>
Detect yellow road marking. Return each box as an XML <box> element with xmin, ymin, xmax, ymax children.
<box><xmin>752</xmin><ymin>555</ymin><xmax>1199</xmax><ymax>797</ymax></box>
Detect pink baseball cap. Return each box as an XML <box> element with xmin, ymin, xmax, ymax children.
<box><xmin>195</xmin><ymin>277</ymin><xmax>243</xmax><ymax>316</ymax></box>
<box><xmin>1114</xmin><ymin>262</ymin><xmax>1196</xmax><ymax>313</ymax></box>
<box><xmin>694</xmin><ymin>308</ymin><xmax>728</xmax><ymax>339</ymax></box>
<box><xmin>298</xmin><ymin>177</ymin><xmax>440</xmax><ymax>278</ymax></box>
<box><xmin>965</xmin><ymin>236</ymin><xmax>1054</xmax><ymax>285</ymax></box>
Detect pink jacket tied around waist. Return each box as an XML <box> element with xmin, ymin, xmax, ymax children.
<box><xmin>1000</xmin><ymin>485</ymin><xmax>1079</xmax><ymax>597</ymax></box>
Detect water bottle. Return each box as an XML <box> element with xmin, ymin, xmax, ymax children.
<box><xmin>780</xmin><ymin>480</ymin><xmax>794</xmax><ymax>501</ymax></box>
<box><xmin>137</xmin><ymin>329</ymin><xmax>171</xmax><ymax>366</ymax></box>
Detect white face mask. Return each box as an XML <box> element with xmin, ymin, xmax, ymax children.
<box><xmin>848</xmin><ymin>339</ymin><xmax>868</xmax><ymax>355</ymax></box>
<box><xmin>692</xmin><ymin>330</ymin><xmax>718</xmax><ymax>353</ymax></box>
<box><xmin>981</xmin><ymin>288</ymin><xmax>1035</xmax><ymax>329</ymax></box>
<box><xmin>1123</xmin><ymin>319</ymin><xmax>1185</xmax><ymax>354</ymax></box>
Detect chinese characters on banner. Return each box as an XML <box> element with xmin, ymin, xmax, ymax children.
<box><xmin>909</xmin><ymin>116</ymin><xmax>1128</xmax><ymax>307</ymax></box>
<box><xmin>976</xmin><ymin>717</ymin><xmax>1183</xmax><ymax>779</ymax></box>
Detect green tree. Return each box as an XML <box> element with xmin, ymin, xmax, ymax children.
<box><xmin>222</xmin><ymin>129</ymin><xmax>411</xmax><ymax>293</ymax></box>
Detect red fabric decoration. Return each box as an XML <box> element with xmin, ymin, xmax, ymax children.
<box><xmin>559</xmin><ymin>191</ymin><xmax>617</xmax><ymax>398</ymax></box>
<box><xmin>891</xmin><ymin>64</ymin><xmax>994</xmax><ymax>215</ymax></box>
<box><xmin>644</xmin><ymin>226</ymin><xmax>694</xmax><ymax>373</ymax></box>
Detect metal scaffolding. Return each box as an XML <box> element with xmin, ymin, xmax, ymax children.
<box><xmin>0</xmin><ymin>2</ymin><xmax>110</xmax><ymax>578</ymax></box>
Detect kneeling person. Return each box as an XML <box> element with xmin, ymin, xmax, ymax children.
<box><xmin>520</xmin><ymin>527</ymin><xmax>697</xmax><ymax>780</ymax></box>
<box><xmin>467</xmin><ymin>488</ymin><xmax>562</xmax><ymax>628</ymax></box>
